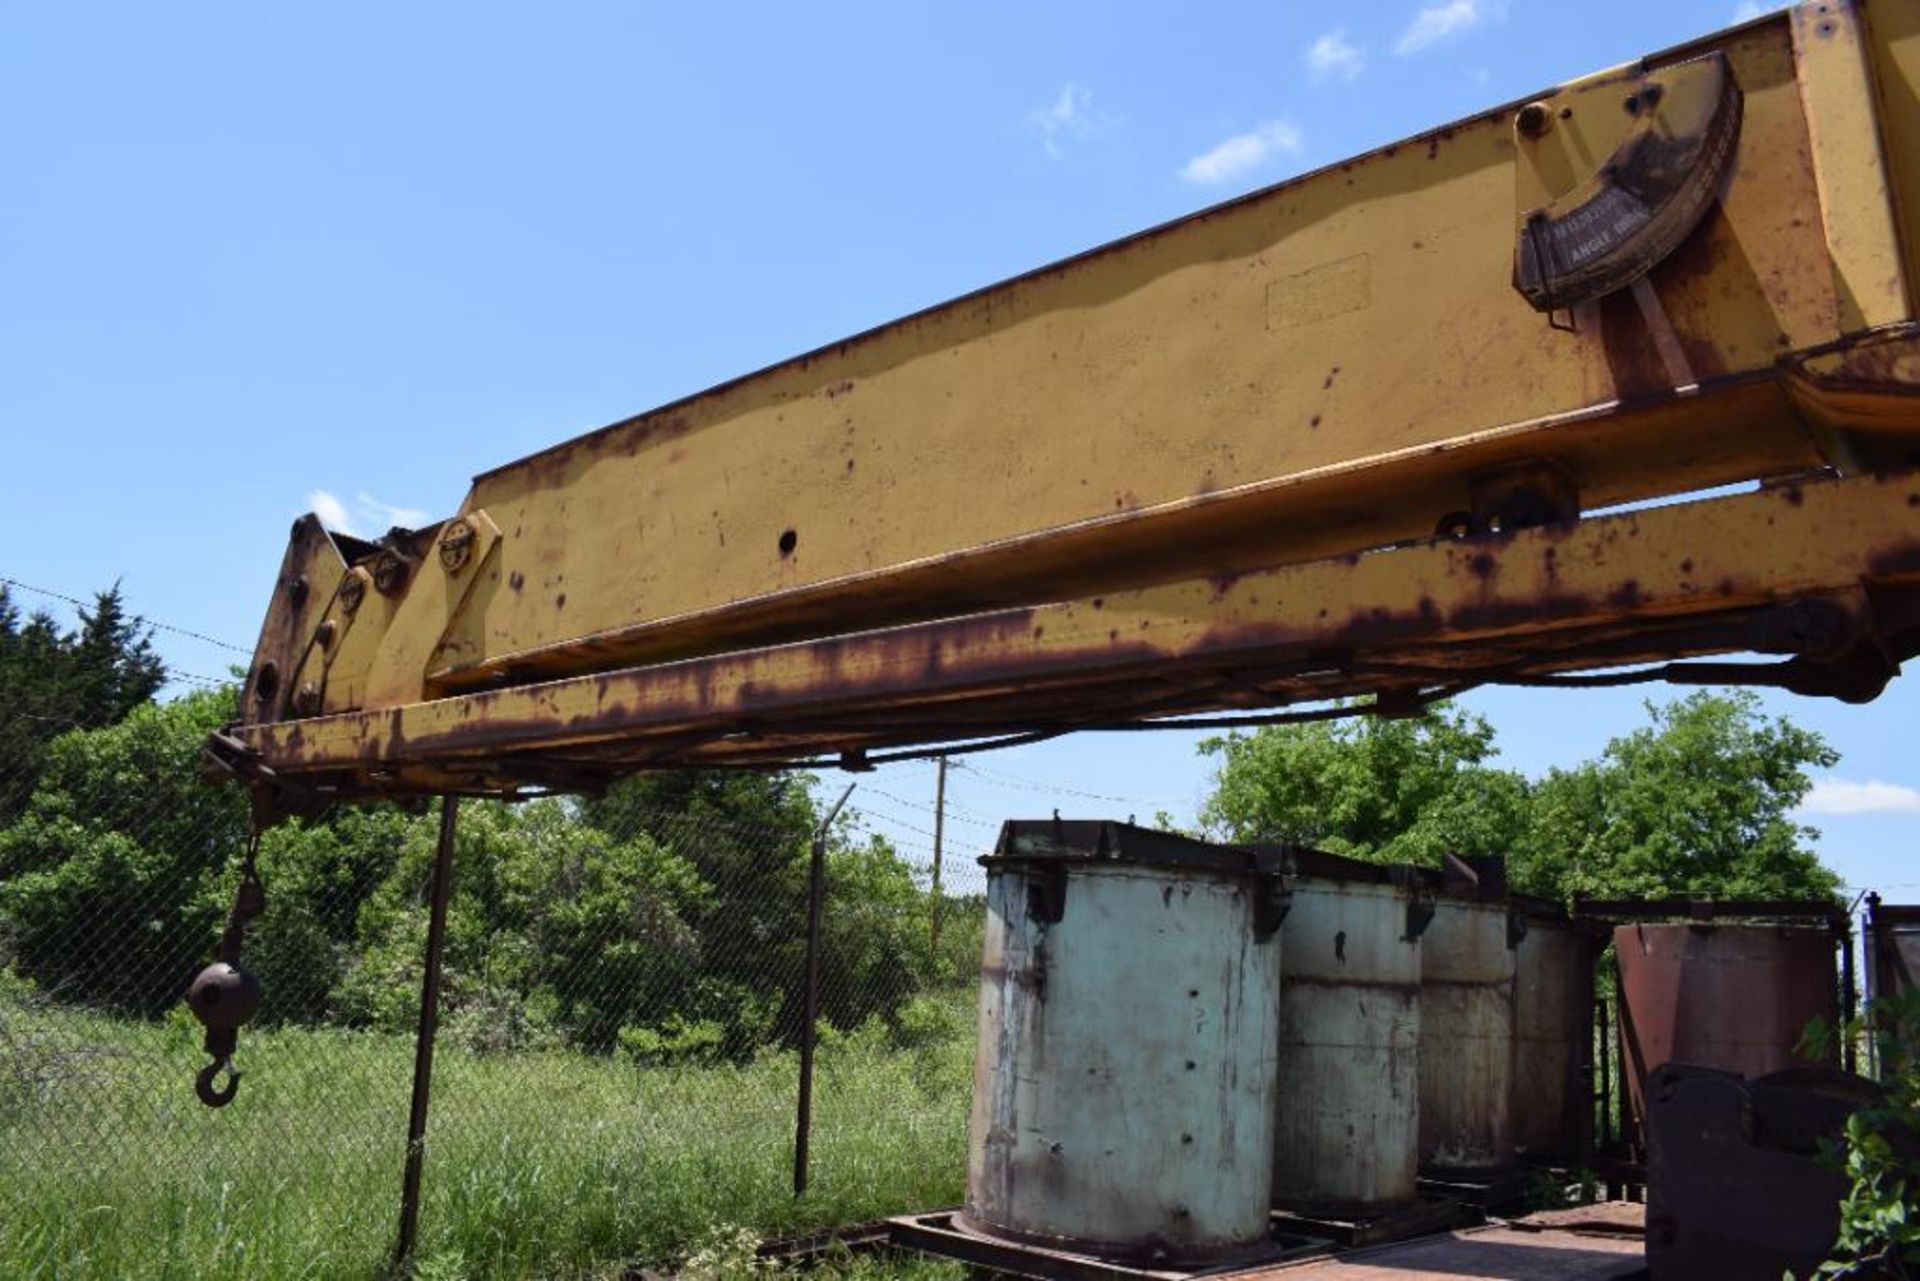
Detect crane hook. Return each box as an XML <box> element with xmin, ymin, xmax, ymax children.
<box><xmin>196</xmin><ymin>1054</ymin><xmax>241</xmax><ymax>1108</ymax></box>
<box><xmin>186</xmin><ymin>830</ymin><xmax>267</xmax><ymax>1109</ymax></box>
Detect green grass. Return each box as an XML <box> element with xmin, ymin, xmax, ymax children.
<box><xmin>1</xmin><ymin>993</ymin><xmax>975</xmax><ymax>1279</ymax></box>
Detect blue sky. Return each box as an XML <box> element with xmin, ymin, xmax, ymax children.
<box><xmin>5</xmin><ymin>0</ymin><xmax>1913</xmax><ymax>898</ymax></box>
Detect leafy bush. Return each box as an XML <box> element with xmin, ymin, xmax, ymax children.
<box><xmin>1818</xmin><ymin>989</ymin><xmax>1920</xmax><ymax>1278</ymax></box>
<box><xmin>0</xmin><ymin>689</ymin><xmax>243</xmax><ymax>1014</ymax></box>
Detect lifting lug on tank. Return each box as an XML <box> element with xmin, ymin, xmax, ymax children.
<box><xmin>1403</xmin><ymin>887</ymin><xmax>1437</xmax><ymax>943</ymax></box>
<box><xmin>1026</xmin><ymin>861</ymin><xmax>1069</xmax><ymax>925</ymax></box>
<box><xmin>1250</xmin><ymin>850</ymin><xmax>1295</xmax><ymax>943</ymax></box>
<box><xmin>1507</xmin><ymin>909</ymin><xmax>1530</xmax><ymax>949</ymax></box>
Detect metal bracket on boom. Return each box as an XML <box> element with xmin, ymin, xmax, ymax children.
<box><xmin>1512</xmin><ymin>52</ymin><xmax>1743</xmax><ymax>311</ymax></box>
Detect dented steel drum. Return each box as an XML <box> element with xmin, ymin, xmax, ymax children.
<box><xmin>1418</xmin><ymin>897</ymin><xmax>1518</xmax><ymax>1172</ymax></box>
<box><xmin>963</xmin><ymin>821</ymin><xmax>1287</xmax><ymax>1266</ymax></box>
<box><xmin>1510</xmin><ymin>910</ymin><xmax>1593</xmax><ymax>1163</ymax></box>
<box><xmin>1270</xmin><ymin>853</ymin><xmax>1427</xmax><ymax>1211</ymax></box>
<box><xmin>1615</xmin><ymin>922</ymin><xmax>1838</xmax><ymax>1149</ymax></box>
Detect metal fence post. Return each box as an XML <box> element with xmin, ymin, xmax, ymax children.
<box><xmin>794</xmin><ymin>783</ymin><xmax>855</xmax><ymax>1198</ymax></box>
<box><xmin>930</xmin><ymin>756</ymin><xmax>947</xmax><ymax>958</ymax></box>
<box><xmin>393</xmin><ymin>794</ymin><xmax>460</xmax><ymax>1271</ymax></box>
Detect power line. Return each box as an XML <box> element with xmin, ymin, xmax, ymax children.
<box><xmin>861</xmin><ymin>785</ymin><xmax>999</xmax><ymax>832</ymax></box>
<box><xmin>1</xmin><ymin>575</ymin><xmax>251</xmax><ymax>654</ymax></box>
<box><xmin>950</xmin><ymin>758</ymin><xmax>1173</xmax><ymax>808</ymax></box>
<box><xmin>848</xmin><ymin>799</ymin><xmax>942</xmax><ymax>843</ymax></box>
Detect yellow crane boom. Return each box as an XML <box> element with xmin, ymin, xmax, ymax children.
<box><xmin>216</xmin><ymin>0</ymin><xmax>1920</xmax><ymax>813</ymax></box>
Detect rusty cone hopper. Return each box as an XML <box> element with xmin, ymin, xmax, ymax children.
<box><xmin>1418</xmin><ymin>857</ymin><xmax>1519</xmax><ymax>1172</ymax></box>
<box><xmin>962</xmin><ymin>820</ymin><xmax>1290</xmax><ymax>1267</ymax></box>
<box><xmin>1265</xmin><ymin>848</ymin><xmax>1432</xmax><ymax>1211</ymax></box>
<box><xmin>1615</xmin><ymin>919</ymin><xmax>1839</xmax><ymax>1151</ymax></box>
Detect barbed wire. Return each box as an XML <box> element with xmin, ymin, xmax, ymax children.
<box><xmin>161</xmin><ymin>670</ymin><xmax>232</xmax><ymax>689</ymax></box>
<box><xmin>0</xmin><ymin>574</ymin><xmax>251</xmax><ymax>654</ymax></box>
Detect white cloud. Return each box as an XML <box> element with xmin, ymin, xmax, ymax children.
<box><xmin>1733</xmin><ymin>1</ymin><xmax>1786</xmax><ymax>19</ymax></box>
<box><xmin>1178</xmin><ymin>120</ymin><xmax>1303</xmax><ymax>186</ymax></box>
<box><xmin>1395</xmin><ymin>0</ymin><xmax>1499</xmax><ymax>56</ymax></box>
<box><xmin>1306</xmin><ymin>29</ymin><xmax>1366</xmax><ymax>83</ymax></box>
<box><xmin>307</xmin><ymin>489</ymin><xmax>357</xmax><ymax>536</ymax></box>
<box><xmin>1029</xmin><ymin>83</ymin><xmax>1100</xmax><ymax>157</ymax></box>
<box><xmin>305</xmin><ymin>489</ymin><xmax>430</xmax><ymax>537</ymax></box>
<box><xmin>357</xmin><ymin>491</ymin><xmax>429</xmax><ymax>531</ymax></box>
<box><xmin>1799</xmin><ymin>777</ymin><xmax>1920</xmax><ymax>817</ymax></box>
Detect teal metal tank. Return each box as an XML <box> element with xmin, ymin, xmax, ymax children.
<box><xmin>1510</xmin><ymin>908</ymin><xmax>1595</xmax><ymax>1163</ymax></box>
<box><xmin>961</xmin><ymin>820</ymin><xmax>1289</xmax><ymax>1267</ymax></box>
<box><xmin>1418</xmin><ymin>892</ymin><xmax>1519</xmax><ymax>1172</ymax></box>
<box><xmin>1269</xmin><ymin>849</ymin><xmax>1431</xmax><ymax>1211</ymax></box>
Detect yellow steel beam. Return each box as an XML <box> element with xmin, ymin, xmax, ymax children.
<box><xmin>230</xmin><ymin>471</ymin><xmax>1920</xmax><ymax>801</ymax></box>
<box><xmin>233</xmin><ymin>1</ymin><xmax>1920</xmax><ymax>734</ymax></box>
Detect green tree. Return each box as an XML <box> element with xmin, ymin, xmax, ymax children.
<box><xmin>1515</xmin><ymin>690</ymin><xmax>1840</xmax><ymax>902</ymax></box>
<box><xmin>0</xmin><ymin>583</ymin><xmax>167</xmax><ymax>818</ymax></box>
<box><xmin>1195</xmin><ymin>692</ymin><xmax>1841</xmax><ymax>904</ymax></box>
<box><xmin>583</xmin><ymin>771</ymin><xmax>819</xmax><ymax>1041</ymax></box>
<box><xmin>1198</xmin><ymin>703</ymin><xmax>1529</xmax><ymax>865</ymax></box>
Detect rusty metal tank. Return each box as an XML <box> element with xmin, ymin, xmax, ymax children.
<box><xmin>962</xmin><ymin>820</ymin><xmax>1289</xmax><ymax>1266</ymax></box>
<box><xmin>1615</xmin><ymin>921</ymin><xmax>1839</xmax><ymax>1149</ymax></box>
<box><xmin>1418</xmin><ymin>887</ymin><xmax>1519</xmax><ymax>1172</ymax></box>
<box><xmin>1510</xmin><ymin>906</ymin><xmax>1595</xmax><ymax>1164</ymax></box>
<box><xmin>1268</xmin><ymin>849</ymin><xmax>1430</xmax><ymax>1211</ymax></box>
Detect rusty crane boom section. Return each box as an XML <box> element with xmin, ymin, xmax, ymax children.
<box><xmin>215</xmin><ymin>2</ymin><xmax>1920</xmax><ymax>815</ymax></box>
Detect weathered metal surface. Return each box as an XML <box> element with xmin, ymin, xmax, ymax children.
<box><xmin>890</xmin><ymin>1212</ymin><xmax>1330</xmax><ymax>1281</ymax></box>
<box><xmin>1267</xmin><ymin>1198</ymin><xmax>1460</xmax><ymax>1251</ymax></box>
<box><xmin>1272</xmin><ymin>872</ymin><xmax>1424</xmax><ymax>1211</ymax></box>
<box><xmin>1868</xmin><ymin>0</ymin><xmax>1920</xmax><ymax>309</ymax></box>
<box><xmin>1510</xmin><ymin>914</ymin><xmax>1596</xmax><ymax>1163</ymax></box>
<box><xmin>1613</xmin><ymin>921</ymin><xmax>1839</xmax><ymax>1149</ymax></box>
<box><xmin>1507</xmin><ymin>1201</ymin><xmax>1646</xmax><ymax>1237</ymax></box>
<box><xmin>963</xmin><ymin>823</ymin><xmax>1285</xmax><ymax>1266</ymax></box>
<box><xmin>1866</xmin><ymin>897</ymin><xmax>1920</xmax><ymax>1002</ymax></box>
<box><xmin>226</xmin><ymin>469</ymin><xmax>1920</xmax><ymax>803</ymax></box>
<box><xmin>233</xmin><ymin>515</ymin><xmax>354</xmax><ymax>728</ymax></box>
<box><xmin>1644</xmin><ymin>1063</ymin><xmax>1879</xmax><ymax>1281</ymax></box>
<box><xmin>223</xmin><ymin>1</ymin><xmax>1920</xmax><ymax>786</ymax></box>
<box><xmin>1418</xmin><ymin>900</ymin><xmax>1517</xmax><ymax>1173</ymax></box>
<box><xmin>1236</xmin><ymin>1222</ymin><xmax>1644</xmax><ymax>1279</ymax></box>
<box><xmin>1511</xmin><ymin>52</ymin><xmax>1744</xmax><ymax>312</ymax></box>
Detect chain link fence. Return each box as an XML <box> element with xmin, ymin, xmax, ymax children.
<box><xmin>0</xmin><ymin>693</ymin><xmax>994</xmax><ymax>1279</ymax></box>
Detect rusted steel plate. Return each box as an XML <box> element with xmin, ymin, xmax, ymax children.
<box><xmin>228</xmin><ymin>469</ymin><xmax>1920</xmax><ymax>798</ymax></box>
<box><xmin>1508</xmin><ymin>1202</ymin><xmax>1647</xmax><ymax>1236</ymax></box>
<box><xmin>1235</xmin><ymin>1224</ymin><xmax>1644</xmax><ymax>1278</ymax></box>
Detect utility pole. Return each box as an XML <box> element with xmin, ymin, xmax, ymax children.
<box><xmin>930</xmin><ymin>755</ymin><xmax>948</xmax><ymax>957</ymax></box>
